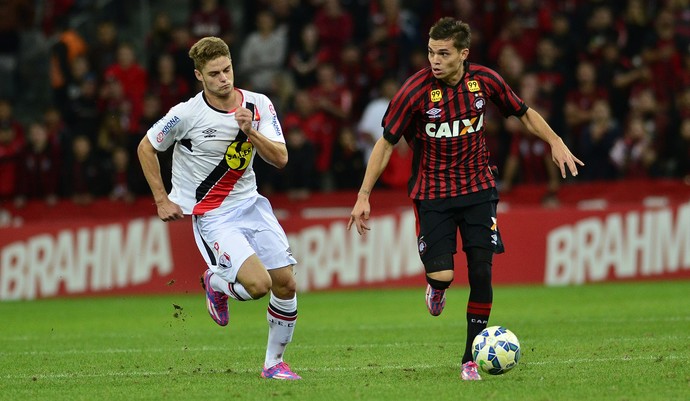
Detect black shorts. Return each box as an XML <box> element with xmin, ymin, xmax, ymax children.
<box><xmin>414</xmin><ymin>197</ymin><xmax>505</xmax><ymax>264</ymax></box>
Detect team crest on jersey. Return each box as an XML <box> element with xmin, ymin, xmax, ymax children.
<box><xmin>429</xmin><ymin>89</ymin><xmax>442</xmax><ymax>102</ymax></box>
<box><xmin>473</xmin><ymin>96</ymin><xmax>485</xmax><ymax>111</ymax></box>
<box><xmin>467</xmin><ymin>80</ymin><xmax>481</xmax><ymax>92</ymax></box>
<box><xmin>225</xmin><ymin>140</ymin><xmax>253</xmax><ymax>170</ymax></box>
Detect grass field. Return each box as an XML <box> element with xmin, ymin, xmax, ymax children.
<box><xmin>1</xmin><ymin>281</ymin><xmax>689</xmax><ymax>401</ymax></box>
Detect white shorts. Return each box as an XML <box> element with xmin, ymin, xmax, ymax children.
<box><xmin>192</xmin><ymin>194</ymin><xmax>297</xmax><ymax>283</ymax></box>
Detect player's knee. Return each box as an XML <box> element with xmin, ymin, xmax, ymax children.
<box><xmin>425</xmin><ymin>253</ymin><xmax>455</xmax><ymax>285</ymax></box>
<box><xmin>245</xmin><ymin>276</ymin><xmax>272</xmax><ymax>299</ymax></box>
<box><xmin>273</xmin><ymin>282</ymin><xmax>296</xmax><ymax>299</ymax></box>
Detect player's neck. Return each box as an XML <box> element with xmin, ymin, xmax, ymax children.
<box><xmin>204</xmin><ymin>88</ymin><xmax>240</xmax><ymax>111</ymax></box>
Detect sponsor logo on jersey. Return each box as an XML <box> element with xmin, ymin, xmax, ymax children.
<box><xmin>272</xmin><ymin>115</ymin><xmax>283</xmax><ymax>136</ymax></box>
<box><xmin>425</xmin><ymin>114</ymin><xmax>484</xmax><ymax>138</ymax></box>
<box><xmin>225</xmin><ymin>141</ymin><xmax>253</xmax><ymax>170</ymax></box>
<box><xmin>426</xmin><ymin>108</ymin><xmax>442</xmax><ymax>119</ymax></box>
<box><xmin>157</xmin><ymin>116</ymin><xmax>180</xmax><ymax>141</ymax></box>
<box><xmin>202</xmin><ymin>128</ymin><xmax>217</xmax><ymax>138</ymax></box>
<box><xmin>467</xmin><ymin>80</ymin><xmax>481</xmax><ymax>92</ymax></box>
<box><xmin>429</xmin><ymin>89</ymin><xmax>442</xmax><ymax>102</ymax></box>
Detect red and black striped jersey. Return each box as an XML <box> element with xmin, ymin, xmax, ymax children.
<box><xmin>382</xmin><ymin>62</ymin><xmax>527</xmax><ymax>200</ymax></box>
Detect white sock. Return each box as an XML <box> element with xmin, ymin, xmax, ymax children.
<box><xmin>210</xmin><ymin>273</ymin><xmax>252</xmax><ymax>301</ymax></box>
<box><xmin>264</xmin><ymin>293</ymin><xmax>297</xmax><ymax>368</ymax></box>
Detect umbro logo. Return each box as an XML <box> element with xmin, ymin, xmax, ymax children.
<box><xmin>426</xmin><ymin>108</ymin><xmax>442</xmax><ymax>119</ymax></box>
<box><xmin>202</xmin><ymin>128</ymin><xmax>217</xmax><ymax>138</ymax></box>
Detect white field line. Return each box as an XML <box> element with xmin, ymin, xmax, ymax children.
<box><xmin>0</xmin><ymin>350</ymin><xmax>687</xmax><ymax>381</ymax></box>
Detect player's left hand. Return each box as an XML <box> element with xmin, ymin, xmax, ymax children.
<box><xmin>348</xmin><ymin>198</ymin><xmax>371</xmax><ymax>235</ymax></box>
<box><xmin>551</xmin><ymin>140</ymin><xmax>584</xmax><ymax>178</ymax></box>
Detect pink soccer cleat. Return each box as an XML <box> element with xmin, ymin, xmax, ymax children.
<box><xmin>425</xmin><ymin>284</ymin><xmax>446</xmax><ymax>316</ymax></box>
<box><xmin>201</xmin><ymin>269</ymin><xmax>229</xmax><ymax>326</ymax></box>
<box><xmin>261</xmin><ymin>362</ymin><xmax>302</xmax><ymax>380</ymax></box>
<box><xmin>460</xmin><ymin>361</ymin><xmax>482</xmax><ymax>381</ymax></box>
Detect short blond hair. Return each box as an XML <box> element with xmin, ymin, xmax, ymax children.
<box><xmin>188</xmin><ymin>37</ymin><xmax>231</xmax><ymax>72</ymax></box>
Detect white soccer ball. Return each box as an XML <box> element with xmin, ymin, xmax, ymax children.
<box><xmin>472</xmin><ymin>325</ymin><xmax>521</xmax><ymax>375</ymax></box>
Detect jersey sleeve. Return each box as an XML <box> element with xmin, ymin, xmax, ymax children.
<box><xmin>484</xmin><ymin>68</ymin><xmax>528</xmax><ymax>118</ymax></box>
<box><xmin>146</xmin><ymin>103</ymin><xmax>190</xmax><ymax>151</ymax></box>
<box><xmin>255</xmin><ymin>94</ymin><xmax>286</xmax><ymax>144</ymax></box>
<box><xmin>381</xmin><ymin>83</ymin><xmax>414</xmax><ymax>145</ymax></box>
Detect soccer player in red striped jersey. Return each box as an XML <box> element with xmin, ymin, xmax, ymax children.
<box><xmin>348</xmin><ymin>17</ymin><xmax>583</xmax><ymax>380</ymax></box>
<box><xmin>138</xmin><ymin>37</ymin><xmax>300</xmax><ymax>380</ymax></box>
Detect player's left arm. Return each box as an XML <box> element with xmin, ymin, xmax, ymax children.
<box><xmin>518</xmin><ymin>107</ymin><xmax>584</xmax><ymax>178</ymax></box>
<box><xmin>235</xmin><ymin>105</ymin><xmax>288</xmax><ymax>168</ymax></box>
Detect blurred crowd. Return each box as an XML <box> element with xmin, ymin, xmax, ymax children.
<box><xmin>0</xmin><ymin>0</ymin><xmax>689</xmax><ymax>208</ymax></box>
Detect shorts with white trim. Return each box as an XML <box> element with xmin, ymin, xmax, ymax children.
<box><xmin>192</xmin><ymin>194</ymin><xmax>297</xmax><ymax>283</ymax></box>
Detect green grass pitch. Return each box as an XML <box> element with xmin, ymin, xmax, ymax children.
<box><xmin>1</xmin><ymin>281</ymin><xmax>688</xmax><ymax>401</ymax></box>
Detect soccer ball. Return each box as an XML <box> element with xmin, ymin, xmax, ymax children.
<box><xmin>472</xmin><ymin>325</ymin><xmax>521</xmax><ymax>375</ymax></box>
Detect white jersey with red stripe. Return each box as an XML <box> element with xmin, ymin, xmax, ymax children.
<box><xmin>146</xmin><ymin>89</ymin><xmax>285</xmax><ymax>215</ymax></box>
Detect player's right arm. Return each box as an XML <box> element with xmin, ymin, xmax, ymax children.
<box><xmin>137</xmin><ymin>136</ymin><xmax>184</xmax><ymax>222</ymax></box>
<box><xmin>347</xmin><ymin>137</ymin><xmax>395</xmax><ymax>235</ymax></box>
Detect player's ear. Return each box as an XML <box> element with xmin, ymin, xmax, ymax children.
<box><xmin>194</xmin><ymin>69</ymin><xmax>203</xmax><ymax>82</ymax></box>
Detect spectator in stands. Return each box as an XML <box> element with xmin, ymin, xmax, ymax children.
<box><xmin>288</xmin><ymin>23</ymin><xmax>322</xmax><ymax>88</ymax></box>
<box><xmin>43</xmin><ymin>106</ymin><xmax>72</xmax><ymax>159</ymax></box>
<box><xmin>168</xmin><ymin>25</ymin><xmax>197</xmax><ymax>91</ymax></box>
<box><xmin>488</xmin><ymin>16</ymin><xmax>539</xmax><ymax>68</ymax></box>
<box><xmin>0</xmin><ymin>119</ymin><xmax>24</xmax><ymax>202</ymax></box>
<box><xmin>103</xmin><ymin>42</ymin><xmax>148</xmax><ymax>133</ymax></box>
<box><xmin>547</xmin><ymin>12</ymin><xmax>580</xmax><ymax>71</ymax></box>
<box><xmin>50</xmin><ymin>23</ymin><xmax>88</xmax><ymax>112</ymax></box>
<box><xmin>282</xmin><ymin>125</ymin><xmax>316</xmax><ymax>199</ymax></box>
<box><xmin>313</xmin><ymin>0</ymin><xmax>354</xmax><ymax>63</ymax></box>
<box><xmin>564</xmin><ymin>60</ymin><xmax>609</xmax><ymax>150</ymax></box>
<box><xmin>238</xmin><ymin>10</ymin><xmax>287</xmax><ymax>95</ymax></box>
<box><xmin>64</xmin><ymin>73</ymin><xmax>100</xmax><ymax>146</ymax></box>
<box><xmin>0</xmin><ymin>0</ymin><xmax>33</xmax><ymax>99</ymax></box>
<box><xmin>628</xmin><ymin>86</ymin><xmax>670</xmax><ymax>169</ymax></box>
<box><xmin>148</xmin><ymin>53</ymin><xmax>190</xmax><ymax>114</ymax></box>
<box><xmin>188</xmin><ymin>0</ymin><xmax>234</xmax><ymax>46</ymax></box>
<box><xmin>641</xmin><ymin>9</ymin><xmax>684</xmax><ymax>107</ymax></box>
<box><xmin>578</xmin><ymin>99</ymin><xmax>620</xmax><ymax>181</ymax></box>
<box><xmin>309</xmin><ymin>62</ymin><xmax>353</xmax><ymax>137</ymax></box>
<box><xmin>526</xmin><ymin>37</ymin><xmax>567</xmax><ymax>135</ymax></box>
<box><xmin>597</xmin><ymin>40</ymin><xmax>651</xmax><ymax>121</ymax></box>
<box><xmin>583</xmin><ymin>4</ymin><xmax>619</xmax><ymax>59</ymax></box>
<box><xmin>331</xmin><ymin>125</ymin><xmax>365</xmax><ymax>190</ymax></box>
<box><xmin>671</xmin><ymin>117</ymin><xmax>690</xmax><ymax>182</ymax></box>
<box><xmin>145</xmin><ymin>11</ymin><xmax>174</xmax><ymax>73</ymax></box>
<box><xmin>357</xmin><ymin>76</ymin><xmax>400</xmax><ymax>163</ymax></box>
<box><xmin>610</xmin><ymin>115</ymin><xmax>657</xmax><ymax>179</ymax></box>
<box><xmin>14</xmin><ymin>121</ymin><xmax>60</xmax><ymax>208</ymax></box>
<box><xmin>283</xmin><ymin>89</ymin><xmax>336</xmax><ymax>189</ymax></box>
<box><xmin>105</xmin><ymin>146</ymin><xmax>137</xmax><ymax>203</ymax></box>
<box><xmin>501</xmin><ymin>75</ymin><xmax>561</xmax><ymax>202</ymax></box>
<box><xmin>338</xmin><ymin>43</ymin><xmax>370</xmax><ymax>117</ymax></box>
<box><xmin>364</xmin><ymin>0</ymin><xmax>419</xmax><ymax>84</ymax></box>
<box><xmin>87</xmin><ymin>20</ymin><xmax>119</xmax><ymax>76</ymax></box>
<box><xmin>62</xmin><ymin>135</ymin><xmax>105</xmax><ymax>204</ymax></box>
<box><xmin>619</xmin><ymin>0</ymin><xmax>650</xmax><ymax>60</ymax></box>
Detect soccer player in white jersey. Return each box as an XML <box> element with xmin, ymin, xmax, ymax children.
<box><xmin>137</xmin><ymin>36</ymin><xmax>300</xmax><ymax>380</ymax></box>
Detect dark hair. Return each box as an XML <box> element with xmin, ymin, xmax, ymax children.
<box><xmin>429</xmin><ymin>17</ymin><xmax>471</xmax><ymax>50</ymax></box>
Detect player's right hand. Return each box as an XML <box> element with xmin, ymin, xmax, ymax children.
<box><xmin>156</xmin><ymin>199</ymin><xmax>184</xmax><ymax>222</ymax></box>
